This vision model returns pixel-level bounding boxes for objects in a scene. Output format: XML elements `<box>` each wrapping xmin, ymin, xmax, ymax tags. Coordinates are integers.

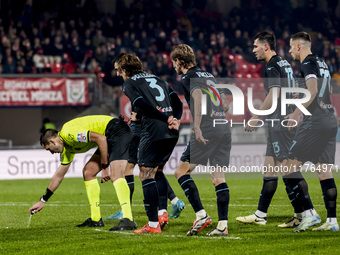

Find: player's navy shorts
<box><xmin>265</xmin><ymin>130</ymin><xmax>295</xmax><ymax>162</ymax></box>
<box><xmin>95</xmin><ymin>118</ymin><xmax>132</xmax><ymax>161</ymax></box>
<box><xmin>128</xmin><ymin>135</ymin><xmax>140</xmax><ymax>164</ymax></box>
<box><xmin>138</xmin><ymin>137</ymin><xmax>178</xmax><ymax>167</ymax></box>
<box><xmin>181</xmin><ymin>133</ymin><xmax>231</xmax><ymax>167</ymax></box>
<box><xmin>288</xmin><ymin>127</ymin><xmax>337</xmax><ymax>164</ymax></box>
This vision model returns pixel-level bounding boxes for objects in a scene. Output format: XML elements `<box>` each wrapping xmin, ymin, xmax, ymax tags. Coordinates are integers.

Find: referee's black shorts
<box><xmin>94</xmin><ymin>118</ymin><xmax>132</xmax><ymax>162</ymax></box>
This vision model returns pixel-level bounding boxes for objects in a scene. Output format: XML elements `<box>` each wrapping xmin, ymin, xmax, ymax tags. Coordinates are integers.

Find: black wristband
<box><xmin>41</xmin><ymin>188</ymin><xmax>53</xmax><ymax>202</ymax></box>
<box><xmin>101</xmin><ymin>163</ymin><xmax>110</xmax><ymax>169</ymax></box>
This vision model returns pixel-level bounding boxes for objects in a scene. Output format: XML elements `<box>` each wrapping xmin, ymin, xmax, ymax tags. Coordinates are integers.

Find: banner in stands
<box><xmin>0</xmin><ymin>77</ymin><xmax>89</xmax><ymax>106</ymax></box>
<box><xmin>1</xmin><ymin>144</ymin><xmax>339</xmax><ymax>180</ymax></box>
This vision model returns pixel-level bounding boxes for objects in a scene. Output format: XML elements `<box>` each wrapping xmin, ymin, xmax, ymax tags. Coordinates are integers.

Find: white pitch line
<box><xmin>94</xmin><ymin>228</ymin><xmax>242</xmax><ymax>239</ymax></box>
<box><xmin>1</xmin><ymin>202</ymin><xmax>337</xmax><ymax>208</ymax></box>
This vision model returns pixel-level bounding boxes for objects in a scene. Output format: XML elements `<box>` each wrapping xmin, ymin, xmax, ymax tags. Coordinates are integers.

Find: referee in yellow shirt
<box><xmin>29</xmin><ymin>115</ymin><xmax>137</xmax><ymax>231</ymax></box>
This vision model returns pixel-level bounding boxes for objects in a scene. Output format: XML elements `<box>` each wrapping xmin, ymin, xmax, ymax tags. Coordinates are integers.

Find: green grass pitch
<box><xmin>1</xmin><ymin>173</ymin><xmax>339</xmax><ymax>254</ymax></box>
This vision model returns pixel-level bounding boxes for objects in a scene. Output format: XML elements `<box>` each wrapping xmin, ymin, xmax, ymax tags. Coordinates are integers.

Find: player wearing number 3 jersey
<box><xmin>115</xmin><ymin>53</ymin><xmax>183</xmax><ymax>233</ymax></box>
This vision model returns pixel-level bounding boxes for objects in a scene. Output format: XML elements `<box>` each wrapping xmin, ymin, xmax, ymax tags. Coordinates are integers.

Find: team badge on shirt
<box><xmin>77</xmin><ymin>133</ymin><xmax>87</xmax><ymax>142</ymax></box>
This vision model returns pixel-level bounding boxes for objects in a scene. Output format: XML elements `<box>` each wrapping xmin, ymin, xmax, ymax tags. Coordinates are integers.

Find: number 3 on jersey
<box><xmin>146</xmin><ymin>78</ymin><xmax>165</xmax><ymax>102</ymax></box>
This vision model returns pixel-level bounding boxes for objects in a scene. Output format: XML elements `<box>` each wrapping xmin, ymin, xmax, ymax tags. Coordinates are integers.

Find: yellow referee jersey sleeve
<box><xmin>59</xmin><ymin>115</ymin><xmax>114</xmax><ymax>165</ymax></box>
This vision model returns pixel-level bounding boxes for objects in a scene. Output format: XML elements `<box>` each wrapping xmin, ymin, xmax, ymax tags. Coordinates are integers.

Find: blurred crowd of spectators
<box><xmin>1</xmin><ymin>0</ymin><xmax>340</xmax><ymax>94</ymax></box>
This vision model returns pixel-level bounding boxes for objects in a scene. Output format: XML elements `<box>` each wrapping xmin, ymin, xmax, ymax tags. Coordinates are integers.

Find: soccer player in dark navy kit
<box><xmin>115</xmin><ymin>54</ymin><xmax>183</xmax><ymax>233</ymax></box>
<box><xmin>284</xmin><ymin>31</ymin><xmax>338</xmax><ymax>232</ymax></box>
<box><xmin>171</xmin><ymin>44</ymin><xmax>231</xmax><ymax>236</ymax></box>
<box><xmin>236</xmin><ymin>31</ymin><xmax>304</xmax><ymax>227</ymax></box>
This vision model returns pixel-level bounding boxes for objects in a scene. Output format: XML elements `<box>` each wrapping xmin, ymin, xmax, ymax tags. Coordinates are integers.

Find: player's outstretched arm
<box><xmin>29</xmin><ymin>164</ymin><xmax>70</xmax><ymax>214</ymax></box>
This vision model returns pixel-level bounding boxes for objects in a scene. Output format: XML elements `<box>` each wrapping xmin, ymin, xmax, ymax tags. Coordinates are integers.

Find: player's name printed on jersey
<box><xmin>317</xmin><ymin>60</ymin><xmax>328</xmax><ymax>69</ymax></box>
<box><xmin>195</xmin><ymin>71</ymin><xmax>214</xmax><ymax>78</ymax></box>
<box><xmin>130</xmin><ymin>73</ymin><xmax>157</xmax><ymax>80</ymax></box>
<box><xmin>276</xmin><ymin>59</ymin><xmax>290</xmax><ymax>67</ymax></box>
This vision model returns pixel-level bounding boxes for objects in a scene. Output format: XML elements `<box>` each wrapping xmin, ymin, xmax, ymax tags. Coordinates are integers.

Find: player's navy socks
<box><xmin>283</xmin><ymin>177</ymin><xmax>304</xmax><ymax>213</ymax></box>
<box><xmin>257</xmin><ymin>177</ymin><xmax>278</xmax><ymax>213</ymax></box>
<box><xmin>142</xmin><ymin>178</ymin><xmax>159</xmax><ymax>222</ymax></box>
<box><xmin>125</xmin><ymin>175</ymin><xmax>134</xmax><ymax>204</ymax></box>
<box><xmin>178</xmin><ymin>175</ymin><xmax>204</xmax><ymax>213</ymax></box>
<box><xmin>284</xmin><ymin>172</ymin><xmax>314</xmax><ymax>211</ymax></box>
<box><xmin>215</xmin><ymin>182</ymin><xmax>229</xmax><ymax>221</ymax></box>
<box><xmin>320</xmin><ymin>178</ymin><xmax>337</xmax><ymax>218</ymax></box>
<box><xmin>155</xmin><ymin>171</ymin><xmax>168</xmax><ymax>211</ymax></box>
<box><xmin>166</xmin><ymin>177</ymin><xmax>176</xmax><ymax>201</ymax></box>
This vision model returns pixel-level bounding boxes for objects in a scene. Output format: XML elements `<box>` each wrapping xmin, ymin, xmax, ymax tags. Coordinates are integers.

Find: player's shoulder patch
<box><xmin>77</xmin><ymin>132</ymin><xmax>87</xmax><ymax>142</ymax></box>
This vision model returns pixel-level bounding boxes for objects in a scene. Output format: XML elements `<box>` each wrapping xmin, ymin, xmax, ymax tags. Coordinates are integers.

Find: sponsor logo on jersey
<box><xmin>199</xmin><ymin>83</ymin><xmax>223</xmax><ymax>107</ymax></box>
<box><xmin>319</xmin><ymin>101</ymin><xmax>333</xmax><ymax>109</ymax></box>
<box><xmin>210</xmin><ymin>109</ymin><xmax>225</xmax><ymax>117</ymax></box>
<box><xmin>77</xmin><ymin>132</ymin><xmax>87</xmax><ymax>142</ymax></box>
<box><xmin>156</xmin><ymin>106</ymin><xmax>173</xmax><ymax>113</ymax></box>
